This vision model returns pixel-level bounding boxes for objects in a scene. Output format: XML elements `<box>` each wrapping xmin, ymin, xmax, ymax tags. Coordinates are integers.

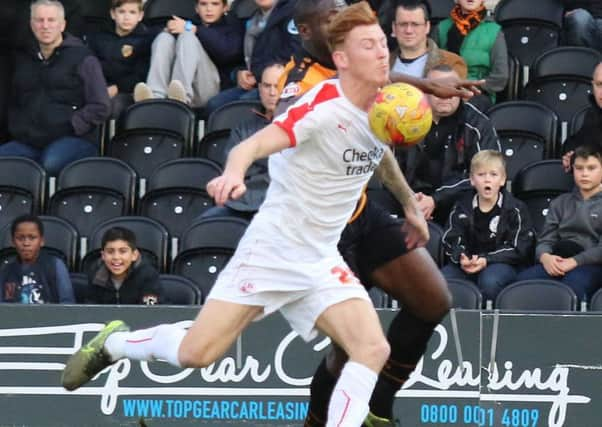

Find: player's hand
<box><xmin>206</xmin><ymin>173</ymin><xmax>246</xmax><ymax>206</ymax></box>
<box><xmin>166</xmin><ymin>16</ymin><xmax>186</xmax><ymax>34</ymax></box>
<box><xmin>402</xmin><ymin>203</ymin><xmax>429</xmax><ymax>249</ymax></box>
<box><xmin>415</xmin><ymin>192</ymin><xmax>435</xmax><ymax>220</ymax></box>
<box><xmin>237</xmin><ymin>70</ymin><xmax>256</xmax><ymax>90</ymax></box>
<box><xmin>540</xmin><ymin>253</ymin><xmax>565</xmax><ymax>276</ymax></box>
<box><xmin>424</xmin><ymin>76</ymin><xmax>484</xmax><ymax>100</ymax></box>
<box><xmin>562</xmin><ymin>151</ymin><xmax>574</xmax><ymax>172</ymax></box>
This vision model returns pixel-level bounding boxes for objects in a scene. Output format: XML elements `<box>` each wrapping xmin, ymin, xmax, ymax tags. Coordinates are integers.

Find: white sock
<box><xmin>104</xmin><ymin>324</ymin><xmax>186</xmax><ymax>367</ymax></box>
<box><xmin>326</xmin><ymin>361</ymin><xmax>378</xmax><ymax>427</ymax></box>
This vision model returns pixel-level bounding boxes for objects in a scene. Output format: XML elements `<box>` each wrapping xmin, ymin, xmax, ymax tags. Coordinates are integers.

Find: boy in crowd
<box><xmin>86</xmin><ymin>0</ymin><xmax>156</xmax><ymax>118</ymax></box>
<box><xmin>0</xmin><ymin>215</ymin><xmax>74</xmax><ymax>304</ymax></box>
<box><xmin>133</xmin><ymin>0</ymin><xmax>244</xmax><ymax>108</ymax></box>
<box><xmin>86</xmin><ymin>227</ymin><xmax>161</xmax><ymax>305</ymax></box>
<box><xmin>517</xmin><ymin>145</ymin><xmax>602</xmax><ymax>303</ymax></box>
<box><xmin>441</xmin><ymin>150</ymin><xmax>535</xmax><ymax>305</ymax></box>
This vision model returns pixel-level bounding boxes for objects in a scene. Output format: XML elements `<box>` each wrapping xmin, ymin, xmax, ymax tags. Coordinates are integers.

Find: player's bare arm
<box><xmin>375</xmin><ymin>149</ymin><xmax>429</xmax><ymax>248</ymax></box>
<box><xmin>390</xmin><ymin>72</ymin><xmax>484</xmax><ymax>100</ymax></box>
<box><xmin>207</xmin><ymin>124</ymin><xmax>290</xmax><ymax>206</ymax></box>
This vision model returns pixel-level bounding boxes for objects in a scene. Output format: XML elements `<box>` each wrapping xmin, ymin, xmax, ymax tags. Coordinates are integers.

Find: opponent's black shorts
<box><xmin>338</xmin><ymin>199</ymin><xmax>410</xmax><ymax>289</ymax></box>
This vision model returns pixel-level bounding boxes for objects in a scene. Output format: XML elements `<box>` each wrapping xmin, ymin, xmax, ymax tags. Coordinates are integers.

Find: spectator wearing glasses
<box><xmin>390</xmin><ymin>0</ymin><xmax>467</xmax><ymax>79</ymax></box>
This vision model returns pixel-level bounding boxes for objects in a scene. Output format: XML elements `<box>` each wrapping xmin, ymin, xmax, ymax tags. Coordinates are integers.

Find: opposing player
<box><xmin>279</xmin><ymin>1</ymin><xmax>465</xmax><ymax>426</ymax></box>
<box><xmin>62</xmin><ymin>3</ymin><xmax>406</xmax><ymax>425</ymax></box>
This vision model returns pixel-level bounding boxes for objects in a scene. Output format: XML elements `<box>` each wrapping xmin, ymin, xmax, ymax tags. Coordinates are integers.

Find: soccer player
<box><xmin>278</xmin><ymin>0</ymin><xmax>484</xmax><ymax>425</ymax></box>
<box><xmin>61</xmin><ymin>3</ymin><xmax>407</xmax><ymax>425</ymax></box>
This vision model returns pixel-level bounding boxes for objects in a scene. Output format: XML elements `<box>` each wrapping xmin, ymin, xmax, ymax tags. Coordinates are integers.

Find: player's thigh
<box><xmin>371</xmin><ymin>247</ymin><xmax>450</xmax><ymax>321</ymax></box>
<box><xmin>314</xmin><ymin>298</ymin><xmax>389</xmax><ymax>371</ymax></box>
<box><xmin>179</xmin><ymin>299</ymin><xmax>263</xmax><ymax>367</ymax></box>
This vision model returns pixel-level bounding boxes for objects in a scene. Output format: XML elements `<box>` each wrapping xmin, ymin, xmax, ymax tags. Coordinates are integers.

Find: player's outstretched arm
<box><xmin>207</xmin><ymin>124</ymin><xmax>290</xmax><ymax>206</ymax></box>
<box><xmin>390</xmin><ymin>72</ymin><xmax>484</xmax><ymax>100</ymax></box>
<box><xmin>375</xmin><ymin>149</ymin><xmax>429</xmax><ymax>248</ymax></box>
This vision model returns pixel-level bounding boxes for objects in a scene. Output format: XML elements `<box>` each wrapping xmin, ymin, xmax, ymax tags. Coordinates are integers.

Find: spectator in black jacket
<box><xmin>404</xmin><ymin>65</ymin><xmax>501</xmax><ymax>224</ymax></box>
<box><xmin>199</xmin><ymin>62</ymin><xmax>285</xmax><ymax>220</ymax></box>
<box><xmin>563</xmin><ymin>0</ymin><xmax>602</xmax><ymax>52</ymax></box>
<box><xmin>87</xmin><ymin>227</ymin><xmax>161</xmax><ymax>305</ymax></box>
<box><xmin>86</xmin><ymin>0</ymin><xmax>156</xmax><ymax>118</ymax></box>
<box><xmin>133</xmin><ymin>0</ymin><xmax>244</xmax><ymax>108</ymax></box>
<box><xmin>562</xmin><ymin>62</ymin><xmax>602</xmax><ymax>171</ymax></box>
<box><xmin>441</xmin><ymin>150</ymin><xmax>535</xmax><ymax>305</ymax></box>
<box><xmin>0</xmin><ymin>0</ymin><xmax>110</xmax><ymax>177</ymax></box>
<box><xmin>203</xmin><ymin>0</ymin><xmax>301</xmax><ymax>117</ymax></box>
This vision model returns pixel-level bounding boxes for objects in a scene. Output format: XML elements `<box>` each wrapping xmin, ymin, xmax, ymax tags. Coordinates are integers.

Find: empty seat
<box><xmin>446</xmin><ymin>278</ymin><xmax>483</xmax><ymax>309</ymax></box>
<box><xmin>69</xmin><ymin>272</ymin><xmax>89</xmax><ymax>304</ymax></box>
<box><xmin>589</xmin><ymin>288</ymin><xmax>602</xmax><ymax>311</ymax></box>
<box><xmin>139</xmin><ymin>158</ymin><xmax>222</xmax><ymax>238</ymax></box>
<box><xmin>495</xmin><ymin>279</ymin><xmax>578</xmax><ymax>311</ymax></box>
<box><xmin>196</xmin><ymin>129</ymin><xmax>232</xmax><ymax>167</ymax></box>
<box><xmin>159</xmin><ymin>274</ymin><xmax>202</xmax><ymax>305</ymax></box>
<box><xmin>206</xmin><ymin>100</ymin><xmax>263</xmax><ymax>134</ymax></box>
<box><xmin>48</xmin><ymin>157</ymin><xmax>137</xmax><ymax>239</ymax></box>
<box><xmin>427</xmin><ymin>0</ymin><xmax>455</xmax><ymax>25</ymax></box>
<box><xmin>487</xmin><ymin>101</ymin><xmax>558</xmax><ymax>180</ymax></box>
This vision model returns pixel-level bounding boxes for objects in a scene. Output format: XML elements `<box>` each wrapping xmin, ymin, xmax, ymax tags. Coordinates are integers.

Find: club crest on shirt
<box><xmin>489</xmin><ymin>215</ymin><xmax>500</xmax><ymax>234</ymax></box>
<box><xmin>143</xmin><ymin>294</ymin><xmax>158</xmax><ymax>305</ymax></box>
<box><xmin>121</xmin><ymin>44</ymin><xmax>134</xmax><ymax>58</ymax></box>
<box><xmin>280</xmin><ymin>82</ymin><xmax>300</xmax><ymax>99</ymax></box>
<box><xmin>287</xmin><ymin>19</ymin><xmax>298</xmax><ymax>35</ymax></box>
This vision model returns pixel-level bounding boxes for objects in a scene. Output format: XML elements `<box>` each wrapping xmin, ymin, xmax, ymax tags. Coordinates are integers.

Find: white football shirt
<box><xmin>240</xmin><ymin>79</ymin><xmax>387</xmax><ymax>261</ymax></box>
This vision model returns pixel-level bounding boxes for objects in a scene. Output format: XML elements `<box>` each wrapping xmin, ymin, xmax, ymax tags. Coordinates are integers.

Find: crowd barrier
<box><xmin>0</xmin><ymin>305</ymin><xmax>599</xmax><ymax>426</ymax></box>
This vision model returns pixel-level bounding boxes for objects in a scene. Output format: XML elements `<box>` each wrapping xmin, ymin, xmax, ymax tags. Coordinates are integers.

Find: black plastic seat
<box><xmin>159</xmin><ymin>274</ymin><xmax>202</xmax><ymax>305</ymax></box>
<box><xmin>143</xmin><ymin>0</ymin><xmax>196</xmax><ymax>27</ymax></box>
<box><xmin>446</xmin><ymin>278</ymin><xmax>483</xmax><ymax>309</ymax></box>
<box><xmin>495</xmin><ymin>279</ymin><xmax>578</xmax><ymax>311</ymax></box>
<box><xmin>206</xmin><ymin>100</ymin><xmax>262</xmax><ymax>133</ymax></box>
<box><xmin>196</xmin><ymin>129</ymin><xmax>232</xmax><ymax>167</ymax></box>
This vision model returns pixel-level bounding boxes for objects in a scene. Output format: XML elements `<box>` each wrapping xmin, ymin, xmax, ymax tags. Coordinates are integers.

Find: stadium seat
<box><xmin>589</xmin><ymin>288</ymin><xmax>602</xmax><ymax>311</ymax></box>
<box><xmin>512</xmin><ymin>160</ymin><xmax>574</xmax><ymax>232</ymax></box>
<box><xmin>426</xmin><ymin>221</ymin><xmax>445</xmax><ymax>267</ymax></box>
<box><xmin>568</xmin><ymin>104</ymin><xmax>589</xmax><ymax>137</ymax></box>
<box><xmin>486</xmin><ymin>101</ymin><xmax>558</xmax><ymax>181</ymax></box>
<box><xmin>82</xmin><ymin>216</ymin><xmax>169</xmax><ymax>273</ymax></box>
<box><xmin>159</xmin><ymin>274</ymin><xmax>202</xmax><ymax>305</ymax></box>
<box><xmin>172</xmin><ymin>216</ymin><xmax>249</xmax><ymax>301</ymax></box>
<box><xmin>206</xmin><ymin>100</ymin><xmax>263</xmax><ymax>134</ymax></box>
<box><xmin>446</xmin><ymin>278</ymin><xmax>483</xmax><ymax>309</ymax></box>
<box><xmin>495</xmin><ymin>279</ymin><xmax>578</xmax><ymax>311</ymax></box>
<box><xmin>139</xmin><ymin>158</ymin><xmax>222</xmax><ymax>239</ymax></box>
<box><xmin>196</xmin><ymin>129</ymin><xmax>232</xmax><ymax>167</ymax></box>
<box><xmin>494</xmin><ymin>0</ymin><xmax>564</xmax><ymax>84</ymax></box>
<box><xmin>427</xmin><ymin>0</ymin><xmax>455</xmax><ymax>26</ymax></box>
<box><xmin>143</xmin><ymin>0</ymin><xmax>196</xmax><ymax>28</ymax></box>
<box><xmin>496</xmin><ymin>54</ymin><xmax>521</xmax><ymax>102</ymax></box>
<box><xmin>80</xmin><ymin>0</ymin><xmax>112</xmax><ymax>36</ymax></box>
<box><xmin>48</xmin><ymin>157</ymin><xmax>137</xmax><ymax>239</ymax></box>
<box><xmin>230</xmin><ymin>0</ymin><xmax>258</xmax><ymax>19</ymax></box>
<box><xmin>0</xmin><ymin>157</ymin><xmax>46</xmax><ymax>222</ymax></box>
<box><xmin>69</xmin><ymin>272</ymin><xmax>89</xmax><ymax>304</ymax></box>
<box><xmin>0</xmin><ymin>215</ymin><xmax>79</xmax><ymax>270</ymax></box>
<box><xmin>523</xmin><ymin>47</ymin><xmax>601</xmax><ymax>143</ymax></box>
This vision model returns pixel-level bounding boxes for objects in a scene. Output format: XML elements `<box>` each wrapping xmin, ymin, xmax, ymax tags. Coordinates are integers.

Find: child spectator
<box><xmin>0</xmin><ymin>215</ymin><xmax>74</xmax><ymax>304</ymax></box>
<box><xmin>432</xmin><ymin>0</ymin><xmax>508</xmax><ymax>110</ymax></box>
<box><xmin>441</xmin><ymin>150</ymin><xmax>535</xmax><ymax>304</ymax></box>
<box><xmin>86</xmin><ymin>0</ymin><xmax>156</xmax><ymax>119</ymax></box>
<box><xmin>86</xmin><ymin>227</ymin><xmax>161</xmax><ymax>305</ymax></box>
<box><xmin>133</xmin><ymin>0</ymin><xmax>244</xmax><ymax>108</ymax></box>
<box><xmin>203</xmin><ymin>0</ymin><xmax>300</xmax><ymax>116</ymax></box>
<box><xmin>516</xmin><ymin>145</ymin><xmax>602</xmax><ymax>303</ymax></box>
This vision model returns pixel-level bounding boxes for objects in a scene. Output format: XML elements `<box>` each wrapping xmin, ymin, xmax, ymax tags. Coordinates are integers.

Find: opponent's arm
<box><xmin>390</xmin><ymin>72</ymin><xmax>484</xmax><ymax>100</ymax></box>
<box><xmin>208</xmin><ymin>124</ymin><xmax>290</xmax><ymax>205</ymax></box>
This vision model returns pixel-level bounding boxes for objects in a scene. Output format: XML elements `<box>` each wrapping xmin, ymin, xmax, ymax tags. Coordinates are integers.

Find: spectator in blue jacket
<box><xmin>133</xmin><ymin>0</ymin><xmax>244</xmax><ymax>108</ymax></box>
<box><xmin>86</xmin><ymin>0</ymin><xmax>157</xmax><ymax>118</ymax></box>
<box><xmin>0</xmin><ymin>215</ymin><xmax>74</xmax><ymax>304</ymax></box>
<box><xmin>0</xmin><ymin>0</ymin><xmax>109</xmax><ymax>176</ymax></box>
<box><xmin>203</xmin><ymin>0</ymin><xmax>301</xmax><ymax>117</ymax></box>
<box><xmin>563</xmin><ymin>0</ymin><xmax>602</xmax><ymax>52</ymax></box>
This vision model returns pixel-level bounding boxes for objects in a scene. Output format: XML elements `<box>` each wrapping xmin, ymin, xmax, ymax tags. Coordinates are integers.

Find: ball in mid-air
<box><xmin>369</xmin><ymin>82</ymin><xmax>432</xmax><ymax>146</ymax></box>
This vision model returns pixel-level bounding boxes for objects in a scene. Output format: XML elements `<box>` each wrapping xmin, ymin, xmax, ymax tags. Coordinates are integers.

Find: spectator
<box><xmin>0</xmin><ymin>215</ymin><xmax>74</xmax><ymax>304</ymax></box>
<box><xmin>432</xmin><ymin>0</ymin><xmax>508</xmax><ymax>110</ymax></box>
<box><xmin>204</xmin><ymin>0</ymin><xmax>301</xmax><ymax>116</ymax></box>
<box><xmin>562</xmin><ymin>61</ymin><xmax>602</xmax><ymax>171</ymax></box>
<box><xmin>133</xmin><ymin>0</ymin><xmax>244</xmax><ymax>108</ymax></box>
<box><xmin>390</xmin><ymin>0</ymin><xmax>467</xmax><ymax>79</ymax></box>
<box><xmin>405</xmin><ymin>65</ymin><xmax>501</xmax><ymax>224</ymax></box>
<box><xmin>516</xmin><ymin>145</ymin><xmax>602</xmax><ymax>304</ymax></box>
<box><xmin>441</xmin><ymin>150</ymin><xmax>535</xmax><ymax>304</ymax></box>
<box><xmin>1</xmin><ymin>0</ymin><xmax>110</xmax><ymax>177</ymax></box>
<box><xmin>86</xmin><ymin>0</ymin><xmax>156</xmax><ymax>119</ymax></box>
<box><xmin>563</xmin><ymin>0</ymin><xmax>602</xmax><ymax>52</ymax></box>
<box><xmin>86</xmin><ymin>227</ymin><xmax>161</xmax><ymax>305</ymax></box>
<box><xmin>200</xmin><ymin>62</ymin><xmax>285</xmax><ymax>220</ymax></box>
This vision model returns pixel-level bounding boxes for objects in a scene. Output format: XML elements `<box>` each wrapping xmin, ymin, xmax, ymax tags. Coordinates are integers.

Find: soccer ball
<box><xmin>368</xmin><ymin>82</ymin><xmax>432</xmax><ymax>146</ymax></box>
